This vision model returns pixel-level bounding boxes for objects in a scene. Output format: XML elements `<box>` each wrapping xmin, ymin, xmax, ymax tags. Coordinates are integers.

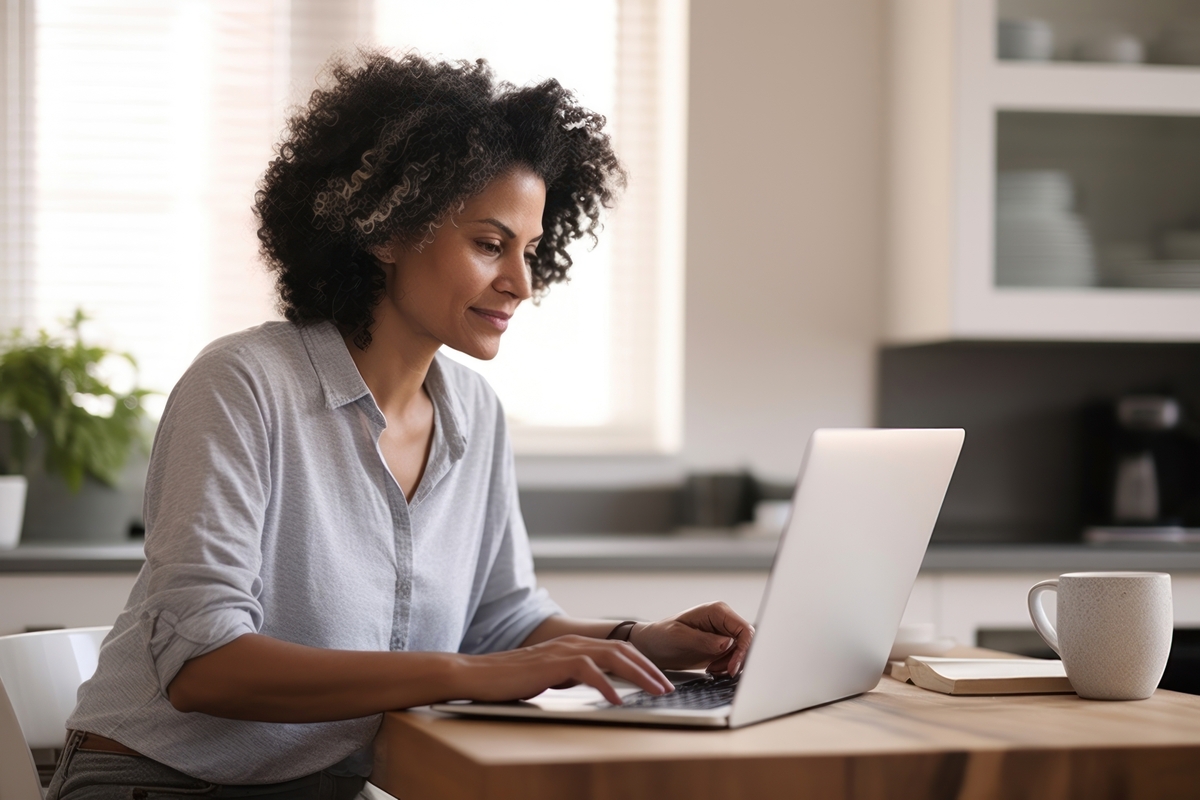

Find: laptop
<box><xmin>433</xmin><ymin>427</ymin><xmax>965</xmax><ymax>728</ymax></box>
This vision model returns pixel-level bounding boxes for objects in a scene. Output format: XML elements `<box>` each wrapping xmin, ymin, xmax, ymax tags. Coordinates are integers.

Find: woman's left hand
<box><xmin>628</xmin><ymin>602</ymin><xmax>754</xmax><ymax>676</ymax></box>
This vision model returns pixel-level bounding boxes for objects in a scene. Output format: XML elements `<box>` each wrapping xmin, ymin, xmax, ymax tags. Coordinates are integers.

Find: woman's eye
<box><xmin>478</xmin><ymin>241</ymin><xmax>502</xmax><ymax>255</ymax></box>
<box><xmin>524</xmin><ymin>251</ymin><xmax>536</xmax><ymax>265</ymax></box>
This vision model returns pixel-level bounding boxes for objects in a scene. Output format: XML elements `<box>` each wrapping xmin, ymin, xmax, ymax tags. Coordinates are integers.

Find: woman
<box><xmin>48</xmin><ymin>52</ymin><xmax>753</xmax><ymax>799</ymax></box>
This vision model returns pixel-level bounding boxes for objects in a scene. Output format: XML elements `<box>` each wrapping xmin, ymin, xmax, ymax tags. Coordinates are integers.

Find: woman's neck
<box><xmin>343</xmin><ymin>309</ymin><xmax>439</xmax><ymax>419</ymax></box>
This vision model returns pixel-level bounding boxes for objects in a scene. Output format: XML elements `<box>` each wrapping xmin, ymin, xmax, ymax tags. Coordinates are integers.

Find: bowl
<box><xmin>998</xmin><ymin>18</ymin><xmax>1054</xmax><ymax>61</ymax></box>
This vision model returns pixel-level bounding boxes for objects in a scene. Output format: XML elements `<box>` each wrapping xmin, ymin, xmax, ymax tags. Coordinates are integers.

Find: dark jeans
<box><xmin>46</xmin><ymin>731</ymin><xmax>366</xmax><ymax>800</ymax></box>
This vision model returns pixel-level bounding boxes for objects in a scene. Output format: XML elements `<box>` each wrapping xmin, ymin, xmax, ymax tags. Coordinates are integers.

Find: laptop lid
<box><xmin>727</xmin><ymin>428</ymin><xmax>963</xmax><ymax>728</ymax></box>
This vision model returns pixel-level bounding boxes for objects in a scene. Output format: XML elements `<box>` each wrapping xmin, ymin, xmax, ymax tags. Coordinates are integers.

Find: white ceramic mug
<box><xmin>1028</xmin><ymin>572</ymin><xmax>1172</xmax><ymax>700</ymax></box>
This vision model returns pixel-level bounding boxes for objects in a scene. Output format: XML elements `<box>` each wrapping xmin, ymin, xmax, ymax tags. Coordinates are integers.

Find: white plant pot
<box><xmin>0</xmin><ymin>475</ymin><xmax>28</xmax><ymax>550</ymax></box>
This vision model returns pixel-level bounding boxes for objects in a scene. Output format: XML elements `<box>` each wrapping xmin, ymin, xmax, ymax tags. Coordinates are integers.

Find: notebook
<box><xmin>903</xmin><ymin>656</ymin><xmax>1074</xmax><ymax>695</ymax></box>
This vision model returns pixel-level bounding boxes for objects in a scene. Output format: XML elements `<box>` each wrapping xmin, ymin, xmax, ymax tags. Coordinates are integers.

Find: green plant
<box><xmin>0</xmin><ymin>310</ymin><xmax>152</xmax><ymax>491</ymax></box>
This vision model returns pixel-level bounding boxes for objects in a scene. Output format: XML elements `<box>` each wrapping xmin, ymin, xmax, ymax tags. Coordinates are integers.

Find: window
<box><xmin>0</xmin><ymin>0</ymin><xmax>685</xmax><ymax>452</ymax></box>
<box><xmin>2</xmin><ymin>0</ymin><xmax>289</xmax><ymax>406</ymax></box>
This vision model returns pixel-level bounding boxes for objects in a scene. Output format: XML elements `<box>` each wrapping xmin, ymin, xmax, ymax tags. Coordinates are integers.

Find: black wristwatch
<box><xmin>606</xmin><ymin>620</ymin><xmax>638</xmax><ymax>642</ymax></box>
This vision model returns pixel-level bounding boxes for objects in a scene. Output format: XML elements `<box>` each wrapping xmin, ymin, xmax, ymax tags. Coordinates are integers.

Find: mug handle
<box><xmin>1027</xmin><ymin>579</ymin><xmax>1061</xmax><ymax>656</ymax></box>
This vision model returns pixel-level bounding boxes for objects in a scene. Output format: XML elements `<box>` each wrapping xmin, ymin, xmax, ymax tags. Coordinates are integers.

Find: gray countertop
<box><xmin>529</xmin><ymin>536</ymin><xmax>1200</xmax><ymax>572</ymax></box>
<box><xmin>0</xmin><ymin>543</ymin><xmax>148</xmax><ymax>573</ymax></box>
<box><xmin>4</xmin><ymin>536</ymin><xmax>1200</xmax><ymax>573</ymax></box>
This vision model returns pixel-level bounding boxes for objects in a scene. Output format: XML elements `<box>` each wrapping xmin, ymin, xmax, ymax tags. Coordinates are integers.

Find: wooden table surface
<box><xmin>370</xmin><ymin>650</ymin><xmax>1200</xmax><ymax>800</ymax></box>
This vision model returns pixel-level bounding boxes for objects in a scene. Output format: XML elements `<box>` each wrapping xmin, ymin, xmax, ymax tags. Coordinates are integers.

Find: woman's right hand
<box><xmin>452</xmin><ymin>635</ymin><xmax>674</xmax><ymax>706</ymax></box>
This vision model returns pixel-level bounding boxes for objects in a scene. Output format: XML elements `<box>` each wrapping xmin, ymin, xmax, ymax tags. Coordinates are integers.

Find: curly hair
<box><xmin>254</xmin><ymin>50</ymin><xmax>626</xmax><ymax>349</ymax></box>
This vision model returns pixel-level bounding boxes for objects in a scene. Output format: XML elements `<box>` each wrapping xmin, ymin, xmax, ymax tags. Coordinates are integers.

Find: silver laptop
<box><xmin>433</xmin><ymin>428</ymin><xmax>964</xmax><ymax>728</ymax></box>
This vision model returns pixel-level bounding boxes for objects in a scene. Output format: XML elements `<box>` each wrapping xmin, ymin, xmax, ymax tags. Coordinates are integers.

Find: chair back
<box><xmin>0</xmin><ymin>674</ymin><xmax>43</xmax><ymax>800</ymax></box>
<box><xmin>0</xmin><ymin>627</ymin><xmax>111</xmax><ymax>749</ymax></box>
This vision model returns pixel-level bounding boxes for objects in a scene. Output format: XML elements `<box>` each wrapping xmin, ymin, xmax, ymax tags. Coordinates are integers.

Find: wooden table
<box><xmin>370</xmin><ymin>652</ymin><xmax>1200</xmax><ymax>800</ymax></box>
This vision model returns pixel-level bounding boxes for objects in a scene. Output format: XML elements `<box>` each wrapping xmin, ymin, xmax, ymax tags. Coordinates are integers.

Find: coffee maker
<box><xmin>1081</xmin><ymin>395</ymin><xmax>1200</xmax><ymax>542</ymax></box>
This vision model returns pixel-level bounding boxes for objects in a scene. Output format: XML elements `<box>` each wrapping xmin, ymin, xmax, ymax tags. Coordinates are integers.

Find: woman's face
<box><xmin>375</xmin><ymin>167</ymin><xmax>545</xmax><ymax>360</ymax></box>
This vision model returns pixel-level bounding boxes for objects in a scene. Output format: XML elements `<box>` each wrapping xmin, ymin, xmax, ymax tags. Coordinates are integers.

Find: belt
<box><xmin>76</xmin><ymin>732</ymin><xmax>143</xmax><ymax>757</ymax></box>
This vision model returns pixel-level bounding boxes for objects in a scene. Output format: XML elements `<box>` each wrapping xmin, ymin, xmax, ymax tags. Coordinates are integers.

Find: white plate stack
<box><xmin>1116</xmin><ymin>262</ymin><xmax>1200</xmax><ymax>289</ymax></box>
<box><xmin>995</xmin><ymin>170</ymin><xmax>1097</xmax><ymax>288</ymax></box>
<box><xmin>1104</xmin><ymin>231</ymin><xmax>1200</xmax><ymax>289</ymax></box>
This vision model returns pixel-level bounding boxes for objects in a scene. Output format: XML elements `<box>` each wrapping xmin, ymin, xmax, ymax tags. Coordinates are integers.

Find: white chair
<box><xmin>0</xmin><ymin>627</ymin><xmax>110</xmax><ymax>800</ymax></box>
<box><xmin>0</xmin><ymin>627</ymin><xmax>397</xmax><ymax>800</ymax></box>
<box><xmin>1</xmin><ymin>672</ymin><xmax>43</xmax><ymax>800</ymax></box>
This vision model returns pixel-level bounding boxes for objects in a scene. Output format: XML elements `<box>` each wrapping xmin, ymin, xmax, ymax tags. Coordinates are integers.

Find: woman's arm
<box><xmin>169</xmin><ymin>601</ymin><xmax>755</xmax><ymax>723</ymax></box>
<box><xmin>522</xmin><ymin>602</ymin><xmax>756</xmax><ymax>676</ymax></box>
<box><xmin>167</xmin><ymin>631</ymin><xmax>673</xmax><ymax>722</ymax></box>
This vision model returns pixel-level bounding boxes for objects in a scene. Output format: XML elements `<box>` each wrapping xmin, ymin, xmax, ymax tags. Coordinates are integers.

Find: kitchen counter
<box><xmin>4</xmin><ymin>536</ymin><xmax>1200</xmax><ymax>573</ymax></box>
<box><xmin>0</xmin><ymin>543</ymin><xmax>147</xmax><ymax>573</ymax></box>
<box><xmin>532</xmin><ymin>536</ymin><xmax>1200</xmax><ymax>571</ymax></box>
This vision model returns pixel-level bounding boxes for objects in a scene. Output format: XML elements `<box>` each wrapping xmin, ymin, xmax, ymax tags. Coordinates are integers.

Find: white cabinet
<box><xmin>887</xmin><ymin>0</ymin><xmax>1200</xmax><ymax>343</ymax></box>
<box><xmin>0</xmin><ymin>574</ymin><xmax>137</xmax><ymax>636</ymax></box>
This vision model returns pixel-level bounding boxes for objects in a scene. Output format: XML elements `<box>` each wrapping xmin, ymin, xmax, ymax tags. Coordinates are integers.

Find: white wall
<box><xmin>683</xmin><ymin>0</ymin><xmax>885</xmax><ymax>480</ymax></box>
<box><xmin>517</xmin><ymin>0</ymin><xmax>886</xmax><ymax>485</ymax></box>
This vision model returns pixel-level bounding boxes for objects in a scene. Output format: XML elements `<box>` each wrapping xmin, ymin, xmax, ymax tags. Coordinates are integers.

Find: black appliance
<box><xmin>1081</xmin><ymin>395</ymin><xmax>1200</xmax><ymax>543</ymax></box>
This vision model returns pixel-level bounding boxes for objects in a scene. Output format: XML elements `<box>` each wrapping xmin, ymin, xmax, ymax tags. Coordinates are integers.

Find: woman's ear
<box><xmin>370</xmin><ymin>242</ymin><xmax>397</xmax><ymax>264</ymax></box>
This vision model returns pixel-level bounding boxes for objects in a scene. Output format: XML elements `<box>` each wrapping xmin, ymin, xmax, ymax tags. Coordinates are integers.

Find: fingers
<box><xmin>570</xmin><ymin>656</ymin><xmax>623</xmax><ymax>705</ymax></box>
<box><xmin>706</xmin><ymin>650</ymin><xmax>735</xmax><ymax>675</ymax></box>
<box><xmin>539</xmin><ymin>636</ymin><xmax>672</xmax><ymax>700</ymax></box>
<box><xmin>466</xmin><ymin>637</ymin><xmax>677</xmax><ymax>706</ymax></box>
<box><xmin>693</xmin><ymin>630</ymin><xmax>735</xmax><ymax>656</ymax></box>
<box><xmin>724</xmin><ymin>618</ymin><xmax>754</xmax><ymax>676</ymax></box>
<box><xmin>679</xmin><ymin>602</ymin><xmax>755</xmax><ymax>675</ymax></box>
<box><xmin>681</xmin><ymin>601</ymin><xmax>752</xmax><ymax>638</ymax></box>
<box><xmin>563</xmin><ymin>643</ymin><xmax>672</xmax><ymax>705</ymax></box>
<box><xmin>723</xmin><ymin>608</ymin><xmax>755</xmax><ymax>676</ymax></box>
<box><xmin>591</xmin><ymin>641</ymin><xmax>674</xmax><ymax>695</ymax></box>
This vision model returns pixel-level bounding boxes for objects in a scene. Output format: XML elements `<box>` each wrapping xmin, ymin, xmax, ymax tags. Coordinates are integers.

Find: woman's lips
<box><xmin>470</xmin><ymin>307</ymin><xmax>511</xmax><ymax>332</ymax></box>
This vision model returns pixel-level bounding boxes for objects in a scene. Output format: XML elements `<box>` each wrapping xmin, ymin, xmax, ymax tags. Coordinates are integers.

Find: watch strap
<box><xmin>605</xmin><ymin>620</ymin><xmax>638</xmax><ymax>642</ymax></box>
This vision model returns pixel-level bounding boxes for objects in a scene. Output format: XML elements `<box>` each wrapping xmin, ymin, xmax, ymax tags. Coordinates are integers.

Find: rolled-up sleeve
<box><xmin>138</xmin><ymin>349</ymin><xmax>271</xmax><ymax>694</ymax></box>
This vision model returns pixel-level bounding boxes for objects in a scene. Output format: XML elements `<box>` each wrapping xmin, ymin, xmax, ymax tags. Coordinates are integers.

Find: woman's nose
<box><xmin>497</xmin><ymin>252</ymin><xmax>533</xmax><ymax>300</ymax></box>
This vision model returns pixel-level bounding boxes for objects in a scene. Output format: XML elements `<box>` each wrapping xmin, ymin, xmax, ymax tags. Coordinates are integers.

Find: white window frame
<box><xmin>503</xmin><ymin>0</ymin><xmax>688</xmax><ymax>456</ymax></box>
<box><xmin>1</xmin><ymin>0</ymin><xmax>34</xmax><ymax>331</ymax></box>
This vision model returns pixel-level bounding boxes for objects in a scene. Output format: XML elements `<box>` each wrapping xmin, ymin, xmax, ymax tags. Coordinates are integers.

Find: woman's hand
<box><xmin>628</xmin><ymin>602</ymin><xmax>755</xmax><ymax>675</ymax></box>
<box><xmin>455</xmin><ymin>634</ymin><xmax>674</xmax><ymax>706</ymax></box>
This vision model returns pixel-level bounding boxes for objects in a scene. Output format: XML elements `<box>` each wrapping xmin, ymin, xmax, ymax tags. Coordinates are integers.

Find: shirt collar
<box><xmin>425</xmin><ymin>354</ymin><xmax>468</xmax><ymax>464</ymax></box>
<box><xmin>299</xmin><ymin>321</ymin><xmax>468</xmax><ymax>465</ymax></box>
<box><xmin>299</xmin><ymin>321</ymin><xmax>371</xmax><ymax>410</ymax></box>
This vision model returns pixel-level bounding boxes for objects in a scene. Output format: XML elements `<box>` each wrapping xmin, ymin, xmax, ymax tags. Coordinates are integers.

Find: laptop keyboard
<box><xmin>613</xmin><ymin>675</ymin><xmax>739</xmax><ymax>710</ymax></box>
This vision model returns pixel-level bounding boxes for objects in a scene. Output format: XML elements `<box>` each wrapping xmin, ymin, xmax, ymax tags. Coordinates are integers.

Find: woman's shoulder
<box><xmin>170</xmin><ymin>321</ymin><xmax>317</xmax><ymax>408</ymax></box>
<box><xmin>158</xmin><ymin>322</ymin><xmax>323</xmax><ymax>432</ymax></box>
<box><xmin>186</xmin><ymin>321</ymin><xmax>306</xmax><ymax>378</ymax></box>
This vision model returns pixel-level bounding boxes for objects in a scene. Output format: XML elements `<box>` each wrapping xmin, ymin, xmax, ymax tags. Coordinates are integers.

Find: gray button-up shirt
<box><xmin>67</xmin><ymin>321</ymin><xmax>561</xmax><ymax>784</ymax></box>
